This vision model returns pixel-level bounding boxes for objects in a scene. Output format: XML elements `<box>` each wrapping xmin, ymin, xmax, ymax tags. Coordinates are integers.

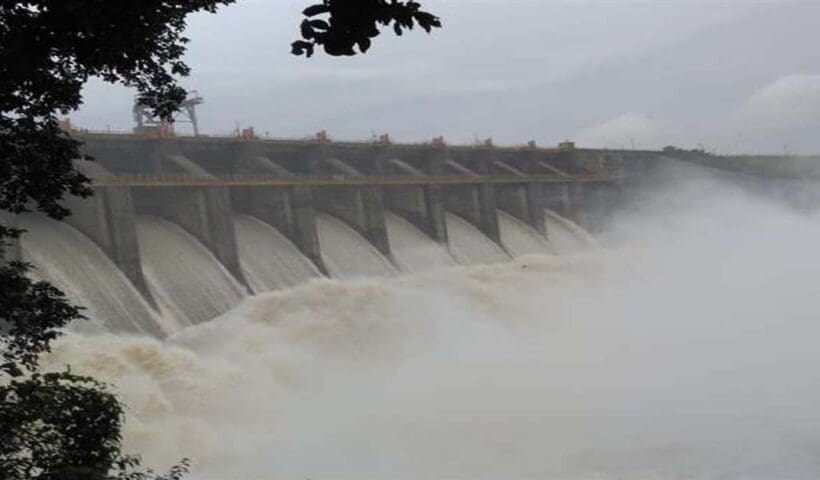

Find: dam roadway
<box><xmin>89</xmin><ymin>172</ymin><xmax>617</xmax><ymax>187</ymax></box>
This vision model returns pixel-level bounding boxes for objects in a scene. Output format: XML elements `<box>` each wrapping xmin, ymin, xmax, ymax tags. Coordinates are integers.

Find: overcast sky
<box><xmin>74</xmin><ymin>0</ymin><xmax>820</xmax><ymax>154</ymax></box>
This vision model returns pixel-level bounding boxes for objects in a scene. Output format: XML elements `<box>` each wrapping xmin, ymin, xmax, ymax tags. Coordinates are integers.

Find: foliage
<box><xmin>0</xmin><ymin>372</ymin><xmax>186</xmax><ymax>480</ymax></box>
<box><xmin>0</xmin><ymin>1</ymin><xmax>439</xmax><ymax>479</ymax></box>
<box><xmin>0</xmin><ymin>261</ymin><xmax>84</xmax><ymax>378</ymax></box>
<box><xmin>0</xmin><ymin>0</ymin><xmax>239</xmax><ymax>217</ymax></box>
<box><xmin>0</xmin><ymin>2</ymin><xmax>237</xmax><ymax>478</ymax></box>
<box><xmin>0</xmin><ymin>261</ymin><xmax>189</xmax><ymax>480</ymax></box>
<box><xmin>292</xmin><ymin>0</ymin><xmax>441</xmax><ymax>57</ymax></box>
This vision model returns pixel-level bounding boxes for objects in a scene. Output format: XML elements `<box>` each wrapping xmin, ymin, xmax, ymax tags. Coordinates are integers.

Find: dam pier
<box><xmin>15</xmin><ymin>131</ymin><xmax>804</xmax><ymax>335</ymax></box>
<box><xmin>66</xmin><ymin>134</ymin><xmax>624</xmax><ymax>279</ymax></box>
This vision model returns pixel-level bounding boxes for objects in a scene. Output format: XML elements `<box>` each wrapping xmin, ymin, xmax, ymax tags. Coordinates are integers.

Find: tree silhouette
<box><xmin>0</xmin><ymin>1</ymin><xmax>439</xmax><ymax>478</ymax></box>
<box><xmin>292</xmin><ymin>0</ymin><xmax>441</xmax><ymax>56</ymax></box>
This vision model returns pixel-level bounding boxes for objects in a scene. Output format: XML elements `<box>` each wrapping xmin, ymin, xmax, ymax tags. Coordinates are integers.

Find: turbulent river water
<box><xmin>21</xmin><ymin>174</ymin><xmax>820</xmax><ymax>479</ymax></box>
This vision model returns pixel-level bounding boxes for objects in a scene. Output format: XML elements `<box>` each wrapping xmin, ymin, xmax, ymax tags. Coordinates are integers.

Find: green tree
<box><xmin>0</xmin><ymin>1</ymin><xmax>439</xmax><ymax>478</ymax></box>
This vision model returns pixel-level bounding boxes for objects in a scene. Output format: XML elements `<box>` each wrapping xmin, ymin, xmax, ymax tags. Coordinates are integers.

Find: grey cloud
<box><xmin>742</xmin><ymin>75</ymin><xmax>820</xmax><ymax>133</ymax></box>
<box><xmin>575</xmin><ymin>113</ymin><xmax>664</xmax><ymax>150</ymax></box>
<box><xmin>73</xmin><ymin>0</ymin><xmax>820</xmax><ymax>152</ymax></box>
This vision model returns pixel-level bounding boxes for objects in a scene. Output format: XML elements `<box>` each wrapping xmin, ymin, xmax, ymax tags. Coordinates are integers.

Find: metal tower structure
<box><xmin>133</xmin><ymin>90</ymin><xmax>204</xmax><ymax>136</ymax></box>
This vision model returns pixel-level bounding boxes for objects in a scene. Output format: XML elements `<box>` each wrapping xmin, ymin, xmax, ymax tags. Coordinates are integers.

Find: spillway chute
<box><xmin>497</xmin><ymin>211</ymin><xmax>552</xmax><ymax>257</ymax></box>
<box><xmin>385</xmin><ymin>212</ymin><xmax>457</xmax><ymax>273</ymax></box>
<box><xmin>233</xmin><ymin>214</ymin><xmax>321</xmax><ymax>293</ymax></box>
<box><xmin>136</xmin><ymin>215</ymin><xmax>246</xmax><ymax>329</ymax></box>
<box><xmin>17</xmin><ymin>214</ymin><xmax>167</xmax><ymax>336</ymax></box>
<box><xmin>543</xmin><ymin>210</ymin><xmax>596</xmax><ymax>254</ymax></box>
<box><xmin>444</xmin><ymin>212</ymin><xmax>510</xmax><ymax>266</ymax></box>
<box><xmin>316</xmin><ymin>213</ymin><xmax>398</xmax><ymax>280</ymax></box>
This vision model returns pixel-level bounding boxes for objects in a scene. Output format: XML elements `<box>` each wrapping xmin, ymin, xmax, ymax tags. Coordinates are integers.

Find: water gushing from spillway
<box><xmin>385</xmin><ymin>211</ymin><xmax>456</xmax><ymax>273</ymax></box>
<box><xmin>36</xmin><ymin>171</ymin><xmax>820</xmax><ymax>478</ymax></box>
<box><xmin>444</xmin><ymin>212</ymin><xmax>510</xmax><ymax>265</ymax></box>
<box><xmin>498</xmin><ymin>210</ymin><xmax>552</xmax><ymax>257</ymax></box>
<box><xmin>234</xmin><ymin>214</ymin><xmax>320</xmax><ymax>293</ymax></box>
<box><xmin>316</xmin><ymin>213</ymin><xmax>397</xmax><ymax>279</ymax></box>
<box><xmin>544</xmin><ymin>209</ymin><xmax>596</xmax><ymax>254</ymax></box>
<box><xmin>17</xmin><ymin>214</ymin><xmax>166</xmax><ymax>336</ymax></box>
<box><xmin>136</xmin><ymin>215</ymin><xmax>246</xmax><ymax>329</ymax></box>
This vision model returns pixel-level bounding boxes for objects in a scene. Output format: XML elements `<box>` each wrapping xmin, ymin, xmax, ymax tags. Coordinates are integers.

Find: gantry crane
<box><xmin>133</xmin><ymin>90</ymin><xmax>204</xmax><ymax>136</ymax></box>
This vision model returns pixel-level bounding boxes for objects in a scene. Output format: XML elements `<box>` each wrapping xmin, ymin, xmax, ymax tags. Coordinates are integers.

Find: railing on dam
<box><xmin>90</xmin><ymin>173</ymin><xmax>620</xmax><ymax>188</ymax></box>
<box><xmin>73</xmin><ymin>130</ymin><xmax>565</xmax><ymax>153</ymax></box>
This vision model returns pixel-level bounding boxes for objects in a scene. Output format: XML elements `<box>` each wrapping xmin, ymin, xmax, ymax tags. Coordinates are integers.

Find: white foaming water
<box><xmin>385</xmin><ymin>211</ymin><xmax>456</xmax><ymax>273</ymax></box>
<box><xmin>39</xmin><ymin>174</ymin><xmax>820</xmax><ymax>479</ymax></box>
<box><xmin>498</xmin><ymin>210</ymin><xmax>552</xmax><ymax>257</ymax></box>
<box><xmin>316</xmin><ymin>213</ymin><xmax>398</xmax><ymax>279</ymax></box>
<box><xmin>545</xmin><ymin>209</ymin><xmax>597</xmax><ymax>254</ymax></box>
<box><xmin>445</xmin><ymin>212</ymin><xmax>510</xmax><ymax>265</ymax></box>
<box><xmin>136</xmin><ymin>215</ymin><xmax>246</xmax><ymax>329</ymax></box>
<box><xmin>17</xmin><ymin>214</ymin><xmax>165</xmax><ymax>336</ymax></box>
<box><xmin>234</xmin><ymin>214</ymin><xmax>321</xmax><ymax>293</ymax></box>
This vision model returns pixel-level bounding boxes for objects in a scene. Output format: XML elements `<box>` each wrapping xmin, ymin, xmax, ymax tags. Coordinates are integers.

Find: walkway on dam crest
<box><xmin>89</xmin><ymin>172</ymin><xmax>620</xmax><ymax>187</ymax></box>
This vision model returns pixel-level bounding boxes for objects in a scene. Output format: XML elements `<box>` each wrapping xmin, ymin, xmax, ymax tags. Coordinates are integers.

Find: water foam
<box><xmin>37</xmin><ymin>174</ymin><xmax>820</xmax><ymax>478</ymax></box>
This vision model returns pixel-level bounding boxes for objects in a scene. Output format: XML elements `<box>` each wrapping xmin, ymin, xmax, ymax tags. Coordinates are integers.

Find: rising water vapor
<box><xmin>22</xmin><ymin>164</ymin><xmax>820</xmax><ymax>479</ymax></box>
<box><xmin>34</xmin><ymin>167</ymin><xmax>820</xmax><ymax>479</ymax></box>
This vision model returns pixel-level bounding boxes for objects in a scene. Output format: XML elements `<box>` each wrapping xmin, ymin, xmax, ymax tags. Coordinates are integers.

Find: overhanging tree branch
<box><xmin>292</xmin><ymin>0</ymin><xmax>441</xmax><ymax>57</ymax></box>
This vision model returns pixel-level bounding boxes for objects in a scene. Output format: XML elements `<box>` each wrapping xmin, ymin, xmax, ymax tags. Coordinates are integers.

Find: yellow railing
<box><xmin>91</xmin><ymin>173</ymin><xmax>619</xmax><ymax>188</ymax></box>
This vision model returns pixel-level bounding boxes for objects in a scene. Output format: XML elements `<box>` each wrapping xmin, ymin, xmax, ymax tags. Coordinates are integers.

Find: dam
<box><xmin>14</xmin><ymin>132</ymin><xmax>820</xmax><ymax>479</ymax></box>
<box><xmin>11</xmin><ymin>132</ymin><xmax>817</xmax><ymax>335</ymax></box>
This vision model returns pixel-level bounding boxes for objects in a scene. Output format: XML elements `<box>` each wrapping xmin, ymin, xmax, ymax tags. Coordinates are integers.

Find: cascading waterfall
<box><xmin>17</xmin><ymin>214</ymin><xmax>166</xmax><ymax>336</ymax></box>
<box><xmin>316</xmin><ymin>213</ymin><xmax>397</xmax><ymax>279</ymax></box>
<box><xmin>498</xmin><ymin>210</ymin><xmax>552</xmax><ymax>257</ymax></box>
<box><xmin>445</xmin><ymin>212</ymin><xmax>510</xmax><ymax>265</ymax></box>
<box><xmin>17</xmin><ymin>208</ymin><xmax>590</xmax><ymax>333</ymax></box>
<box><xmin>136</xmin><ymin>215</ymin><xmax>246</xmax><ymax>329</ymax></box>
<box><xmin>234</xmin><ymin>214</ymin><xmax>321</xmax><ymax>293</ymax></box>
<box><xmin>385</xmin><ymin>211</ymin><xmax>456</xmax><ymax>273</ymax></box>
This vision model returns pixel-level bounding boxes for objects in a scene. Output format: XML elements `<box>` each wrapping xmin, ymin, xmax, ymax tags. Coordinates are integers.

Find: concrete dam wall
<box><xmin>16</xmin><ymin>134</ymin><xmax>631</xmax><ymax>336</ymax></box>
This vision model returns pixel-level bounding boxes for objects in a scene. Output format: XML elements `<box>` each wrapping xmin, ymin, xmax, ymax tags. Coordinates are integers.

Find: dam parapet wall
<box><xmin>75</xmin><ymin>134</ymin><xmax>820</xmax><ymax>241</ymax></box>
<box><xmin>74</xmin><ymin>133</ymin><xmax>627</xmax><ymax>282</ymax></box>
<box><xmin>11</xmin><ymin>132</ymin><xmax>818</xmax><ymax>335</ymax></box>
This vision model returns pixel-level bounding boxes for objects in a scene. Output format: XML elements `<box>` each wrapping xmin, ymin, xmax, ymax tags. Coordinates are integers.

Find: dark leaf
<box><xmin>357</xmin><ymin>37</ymin><xmax>372</xmax><ymax>53</ymax></box>
<box><xmin>301</xmin><ymin>19</ymin><xmax>315</xmax><ymax>39</ymax></box>
<box><xmin>292</xmin><ymin>0</ymin><xmax>440</xmax><ymax>57</ymax></box>
<box><xmin>308</xmin><ymin>19</ymin><xmax>330</xmax><ymax>31</ymax></box>
<box><xmin>303</xmin><ymin>4</ymin><xmax>331</xmax><ymax>17</ymax></box>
